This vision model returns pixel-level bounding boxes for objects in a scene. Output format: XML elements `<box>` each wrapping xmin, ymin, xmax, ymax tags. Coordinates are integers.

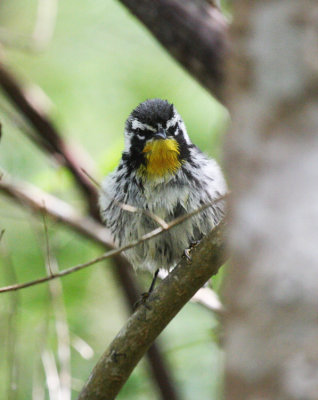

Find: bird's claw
<box><xmin>133</xmin><ymin>292</ymin><xmax>152</xmax><ymax>310</ymax></box>
<box><xmin>182</xmin><ymin>240</ymin><xmax>201</xmax><ymax>264</ymax></box>
<box><xmin>183</xmin><ymin>248</ymin><xmax>193</xmax><ymax>264</ymax></box>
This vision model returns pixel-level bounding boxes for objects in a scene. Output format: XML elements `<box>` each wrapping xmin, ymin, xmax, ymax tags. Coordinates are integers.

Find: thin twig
<box><xmin>0</xmin><ymin>0</ymin><xmax>57</xmax><ymax>52</ymax></box>
<box><xmin>0</xmin><ymin>173</ymin><xmax>114</xmax><ymax>248</ymax></box>
<box><xmin>47</xmin><ymin>260</ymin><xmax>72</xmax><ymax>400</ymax></box>
<box><xmin>42</xmin><ymin>204</ymin><xmax>53</xmax><ymax>276</ymax></box>
<box><xmin>1</xmin><ymin>236</ymin><xmax>20</xmax><ymax>400</ymax></box>
<box><xmin>41</xmin><ymin>350</ymin><xmax>61</xmax><ymax>400</ymax></box>
<box><xmin>0</xmin><ymin>194</ymin><xmax>227</xmax><ymax>294</ymax></box>
<box><xmin>0</xmin><ymin>63</ymin><xmax>99</xmax><ymax>218</ymax></box>
<box><xmin>71</xmin><ymin>335</ymin><xmax>94</xmax><ymax>360</ymax></box>
<box><xmin>82</xmin><ymin>168</ymin><xmax>169</xmax><ymax>229</ymax></box>
<box><xmin>32</xmin><ymin>307</ymin><xmax>51</xmax><ymax>400</ymax></box>
<box><xmin>191</xmin><ymin>287</ymin><xmax>225</xmax><ymax>314</ymax></box>
<box><xmin>40</xmin><ymin>210</ymin><xmax>72</xmax><ymax>400</ymax></box>
<box><xmin>32</xmin><ymin>0</ymin><xmax>58</xmax><ymax>51</ymax></box>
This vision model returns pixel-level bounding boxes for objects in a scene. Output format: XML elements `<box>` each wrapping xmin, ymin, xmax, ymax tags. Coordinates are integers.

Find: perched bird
<box><xmin>100</xmin><ymin>99</ymin><xmax>226</xmax><ymax>282</ymax></box>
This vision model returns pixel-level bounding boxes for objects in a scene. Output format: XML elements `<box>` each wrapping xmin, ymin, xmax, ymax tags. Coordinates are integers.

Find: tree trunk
<box><xmin>224</xmin><ymin>1</ymin><xmax>318</xmax><ymax>399</ymax></box>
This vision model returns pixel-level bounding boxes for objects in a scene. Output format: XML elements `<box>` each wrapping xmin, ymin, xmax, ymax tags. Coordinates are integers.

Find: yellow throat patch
<box><xmin>140</xmin><ymin>139</ymin><xmax>181</xmax><ymax>178</ymax></box>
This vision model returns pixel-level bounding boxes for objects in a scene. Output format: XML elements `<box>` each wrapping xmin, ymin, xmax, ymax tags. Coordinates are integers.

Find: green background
<box><xmin>0</xmin><ymin>0</ymin><xmax>228</xmax><ymax>398</ymax></box>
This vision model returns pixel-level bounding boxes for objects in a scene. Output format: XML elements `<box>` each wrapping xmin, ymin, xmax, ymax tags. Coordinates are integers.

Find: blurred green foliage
<box><xmin>0</xmin><ymin>0</ymin><xmax>227</xmax><ymax>399</ymax></box>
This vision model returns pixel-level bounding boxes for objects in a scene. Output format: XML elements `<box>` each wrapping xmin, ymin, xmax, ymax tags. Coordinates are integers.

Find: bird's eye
<box><xmin>167</xmin><ymin>124</ymin><xmax>178</xmax><ymax>136</ymax></box>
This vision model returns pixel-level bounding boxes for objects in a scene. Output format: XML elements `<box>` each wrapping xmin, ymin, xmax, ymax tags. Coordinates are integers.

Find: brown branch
<box><xmin>78</xmin><ymin>221</ymin><xmax>227</xmax><ymax>400</ymax></box>
<box><xmin>110</xmin><ymin>257</ymin><xmax>181</xmax><ymax>399</ymax></box>
<box><xmin>0</xmin><ymin>56</ymin><xmax>181</xmax><ymax>397</ymax></box>
<box><xmin>0</xmin><ymin>173</ymin><xmax>114</xmax><ymax>247</ymax></box>
<box><xmin>117</xmin><ymin>0</ymin><xmax>229</xmax><ymax>103</ymax></box>
<box><xmin>0</xmin><ymin>62</ymin><xmax>99</xmax><ymax>218</ymax></box>
<box><xmin>158</xmin><ymin>266</ymin><xmax>225</xmax><ymax>313</ymax></box>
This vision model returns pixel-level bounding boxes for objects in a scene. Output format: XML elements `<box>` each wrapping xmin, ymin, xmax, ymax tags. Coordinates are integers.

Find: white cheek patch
<box><xmin>131</xmin><ymin>119</ymin><xmax>156</xmax><ymax>132</ymax></box>
<box><xmin>124</xmin><ymin>130</ymin><xmax>133</xmax><ymax>151</ymax></box>
<box><xmin>137</xmin><ymin>133</ymin><xmax>145</xmax><ymax>140</ymax></box>
<box><xmin>178</xmin><ymin>120</ymin><xmax>191</xmax><ymax>144</ymax></box>
<box><xmin>166</xmin><ymin>113</ymin><xmax>180</xmax><ymax>129</ymax></box>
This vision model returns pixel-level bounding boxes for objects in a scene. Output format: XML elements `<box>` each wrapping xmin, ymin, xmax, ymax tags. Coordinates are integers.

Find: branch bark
<box><xmin>117</xmin><ymin>0</ymin><xmax>229</xmax><ymax>103</ymax></box>
<box><xmin>0</xmin><ymin>63</ymin><xmax>181</xmax><ymax>400</ymax></box>
<box><xmin>78</xmin><ymin>221</ymin><xmax>226</xmax><ymax>400</ymax></box>
<box><xmin>0</xmin><ymin>63</ymin><xmax>99</xmax><ymax>218</ymax></box>
<box><xmin>0</xmin><ymin>173</ymin><xmax>114</xmax><ymax>247</ymax></box>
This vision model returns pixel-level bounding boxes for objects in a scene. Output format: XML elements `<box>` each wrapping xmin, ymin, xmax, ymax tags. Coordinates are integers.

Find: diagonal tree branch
<box><xmin>78</xmin><ymin>221</ymin><xmax>226</xmax><ymax>400</ymax></box>
<box><xmin>117</xmin><ymin>0</ymin><xmax>229</xmax><ymax>103</ymax></box>
<box><xmin>0</xmin><ymin>62</ymin><xmax>99</xmax><ymax>218</ymax></box>
<box><xmin>0</xmin><ymin>63</ymin><xmax>181</xmax><ymax>400</ymax></box>
<box><xmin>0</xmin><ymin>173</ymin><xmax>114</xmax><ymax>247</ymax></box>
<box><xmin>0</xmin><ymin>2</ymin><xmax>231</xmax><ymax>391</ymax></box>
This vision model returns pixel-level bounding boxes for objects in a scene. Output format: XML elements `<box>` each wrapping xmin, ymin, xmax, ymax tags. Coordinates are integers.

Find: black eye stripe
<box><xmin>132</xmin><ymin>128</ymin><xmax>152</xmax><ymax>136</ymax></box>
<box><xmin>167</xmin><ymin>123</ymin><xmax>178</xmax><ymax>135</ymax></box>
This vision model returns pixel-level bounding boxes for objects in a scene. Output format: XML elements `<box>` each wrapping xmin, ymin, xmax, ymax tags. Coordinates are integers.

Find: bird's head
<box><xmin>124</xmin><ymin>99</ymin><xmax>191</xmax><ymax>178</ymax></box>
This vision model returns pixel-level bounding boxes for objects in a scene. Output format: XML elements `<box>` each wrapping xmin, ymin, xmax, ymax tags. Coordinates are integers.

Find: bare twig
<box><xmin>47</xmin><ymin>262</ymin><xmax>72</xmax><ymax>400</ymax></box>
<box><xmin>0</xmin><ymin>173</ymin><xmax>114</xmax><ymax>247</ymax></box>
<box><xmin>42</xmin><ymin>206</ymin><xmax>53</xmax><ymax>276</ymax></box>
<box><xmin>71</xmin><ymin>335</ymin><xmax>94</xmax><ymax>360</ymax></box>
<box><xmin>41</xmin><ymin>350</ymin><xmax>61</xmax><ymax>400</ymax></box>
<box><xmin>78</xmin><ymin>221</ymin><xmax>227</xmax><ymax>400</ymax></box>
<box><xmin>0</xmin><ymin>63</ymin><xmax>99</xmax><ymax>218</ymax></box>
<box><xmin>82</xmin><ymin>169</ymin><xmax>169</xmax><ymax>229</ymax></box>
<box><xmin>0</xmin><ymin>194</ymin><xmax>227</xmax><ymax>294</ymax></box>
<box><xmin>0</xmin><ymin>0</ymin><xmax>58</xmax><ymax>52</ymax></box>
<box><xmin>32</xmin><ymin>0</ymin><xmax>59</xmax><ymax>51</ymax></box>
<box><xmin>41</xmin><ymin>210</ymin><xmax>72</xmax><ymax>400</ymax></box>
<box><xmin>191</xmin><ymin>287</ymin><xmax>225</xmax><ymax>314</ymax></box>
<box><xmin>117</xmin><ymin>0</ymin><xmax>229</xmax><ymax>103</ymax></box>
<box><xmin>32</xmin><ymin>311</ymin><xmax>51</xmax><ymax>400</ymax></box>
<box><xmin>1</xmin><ymin>236</ymin><xmax>20</xmax><ymax>400</ymax></box>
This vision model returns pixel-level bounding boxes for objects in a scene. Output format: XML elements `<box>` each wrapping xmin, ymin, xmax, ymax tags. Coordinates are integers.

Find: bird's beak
<box><xmin>154</xmin><ymin>130</ymin><xmax>167</xmax><ymax>140</ymax></box>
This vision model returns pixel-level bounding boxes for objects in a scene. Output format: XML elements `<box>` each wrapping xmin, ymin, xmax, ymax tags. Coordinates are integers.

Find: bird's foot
<box><xmin>133</xmin><ymin>269</ymin><xmax>159</xmax><ymax>310</ymax></box>
<box><xmin>182</xmin><ymin>240</ymin><xmax>201</xmax><ymax>264</ymax></box>
<box><xmin>133</xmin><ymin>292</ymin><xmax>152</xmax><ymax>310</ymax></box>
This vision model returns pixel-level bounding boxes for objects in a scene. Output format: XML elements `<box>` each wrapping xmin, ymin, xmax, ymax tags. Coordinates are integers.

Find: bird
<box><xmin>100</xmin><ymin>99</ymin><xmax>226</xmax><ymax>290</ymax></box>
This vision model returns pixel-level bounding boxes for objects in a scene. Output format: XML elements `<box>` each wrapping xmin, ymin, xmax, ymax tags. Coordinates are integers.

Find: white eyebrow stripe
<box><xmin>166</xmin><ymin>113</ymin><xmax>179</xmax><ymax>129</ymax></box>
<box><xmin>131</xmin><ymin>119</ymin><xmax>156</xmax><ymax>132</ymax></box>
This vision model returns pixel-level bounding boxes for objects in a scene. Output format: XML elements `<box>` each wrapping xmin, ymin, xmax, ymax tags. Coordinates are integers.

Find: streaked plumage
<box><xmin>100</xmin><ymin>99</ymin><xmax>226</xmax><ymax>272</ymax></box>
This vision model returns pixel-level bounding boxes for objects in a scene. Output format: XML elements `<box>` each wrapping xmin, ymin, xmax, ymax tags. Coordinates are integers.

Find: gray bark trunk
<box><xmin>224</xmin><ymin>1</ymin><xmax>318</xmax><ymax>399</ymax></box>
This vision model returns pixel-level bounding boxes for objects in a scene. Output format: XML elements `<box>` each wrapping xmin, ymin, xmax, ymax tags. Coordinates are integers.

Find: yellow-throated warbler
<box><xmin>100</xmin><ymin>99</ymin><xmax>226</xmax><ymax>277</ymax></box>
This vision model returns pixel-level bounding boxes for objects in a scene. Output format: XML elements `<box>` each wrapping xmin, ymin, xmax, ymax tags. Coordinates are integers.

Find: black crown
<box><xmin>129</xmin><ymin>99</ymin><xmax>174</xmax><ymax>127</ymax></box>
